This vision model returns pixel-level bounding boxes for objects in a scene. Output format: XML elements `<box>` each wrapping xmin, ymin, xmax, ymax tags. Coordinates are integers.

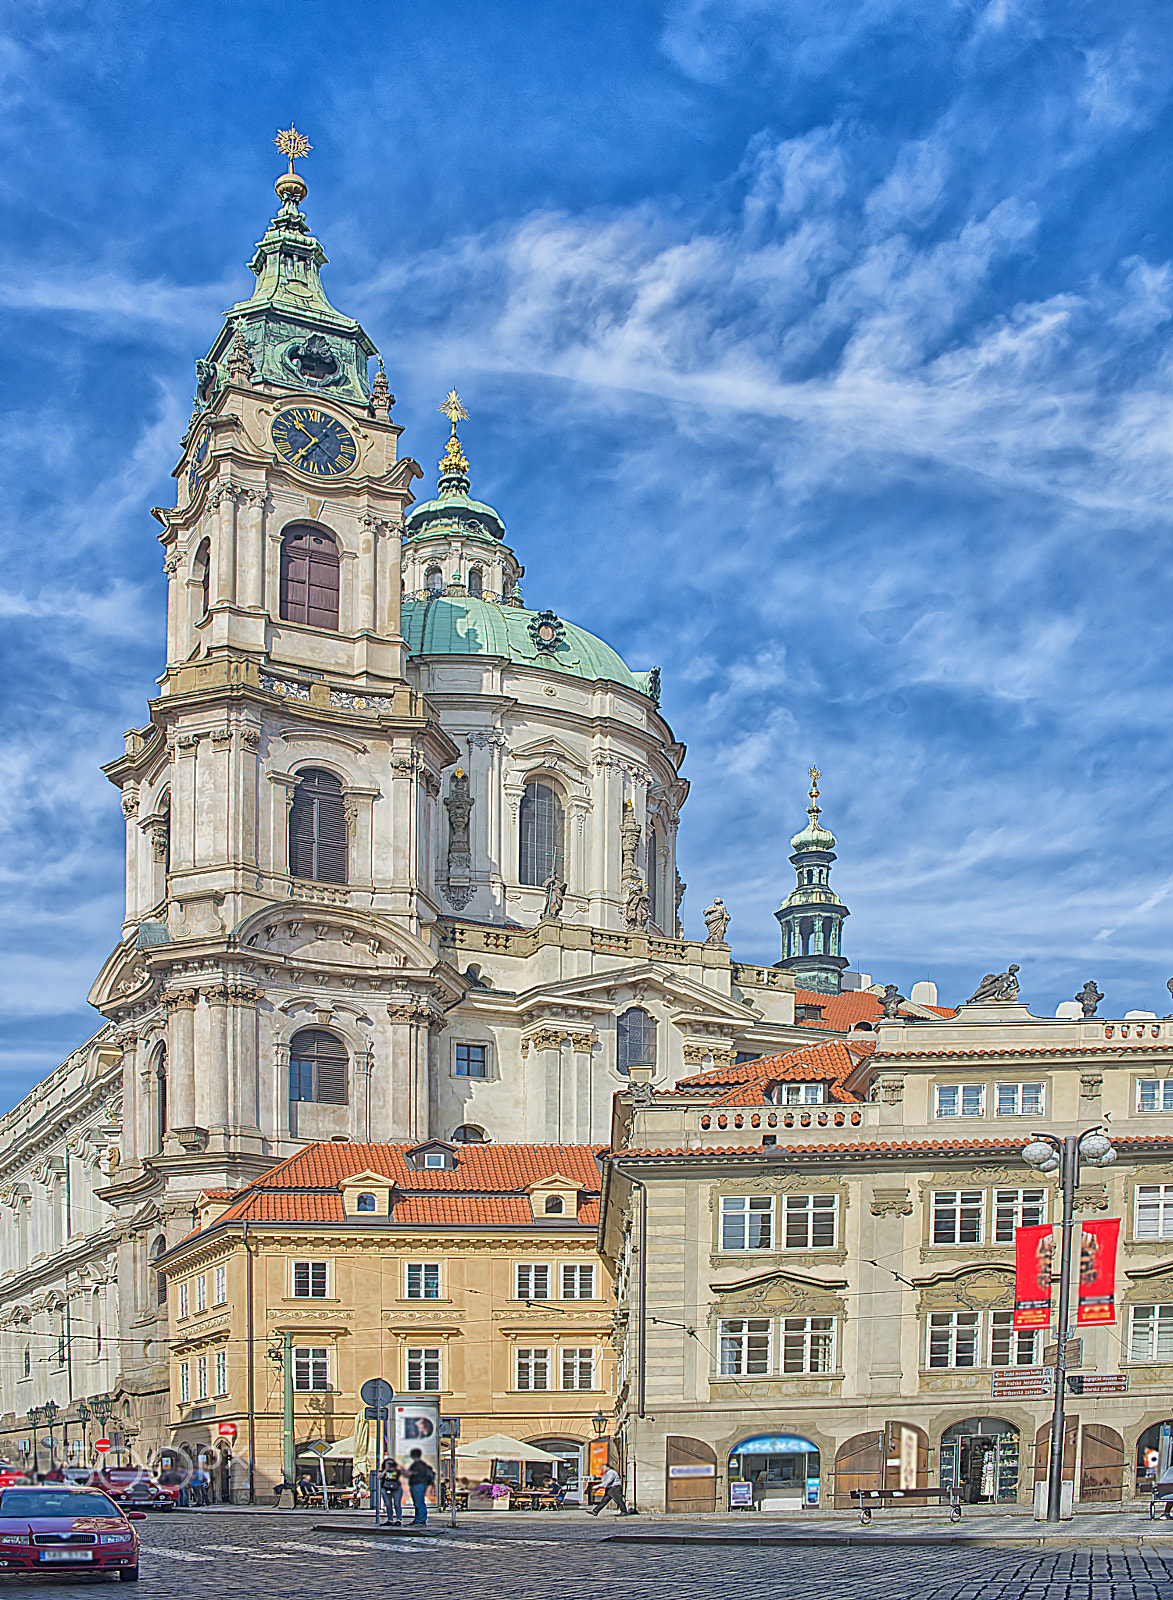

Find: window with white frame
<box><xmin>782</xmin><ymin>1316</ymin><xmax>835</xmax><ymax>1374</ymax></box>
<box><xmin>720</xmin><ymin>1195</ymin><xmax>773</xmax><ymax>1251</ymax></box>
<box><xmin>1138</xmin><ymin>1080</ymin><xmax>1173</xmax><ymax>1113</ymax></box>
<box><xmin>179</xmin><ymin>1362</ymin><xmax>189</xmax><ymax>1404</ymax></box>
<box><xmin>196</xmin><ymin>1354</ymin><xmax>208</xmax><ymax>1400</ymax></box>
<box><xmin>293</xmin><ymin>1261</ymin><xmax>328</xmax><ymax>1299</ymax></box>
<box><xmin>561</xmin><ymin>1347</ymin><xmax>595</xmax><ymax>1390</ymax></box>
<box><xmin>994</xmin><ymin>1188</ymin><xmax>1046</xmax><ymax>1244</ymax></box>
<box><xmin>293</xmin><ymin>1346</ymin><xmax>330</xmax><ymax>1391</ymax></box>
<box><xmin>177</xmin><ymin>1282</ymin><xmax>189</xmax><ymax>1319</ymax></box>
<box><xmin>990</xmin><ymin>1310</ymin><xmax>1042</xmax><ymax>1367</ymax></box>
<box><xmin>515</xmin><ymin>1347</ymin><xmax>549</xmax><ymax>1391</ymax></box>
<box><xmin>784</xmin><ymin>1194</ymin><xmax>837</xmax><ymax>1249</ymax></box>
<box><xmin>927</xmin><ymin>1310</ymin><xmax>981</xmax><ymax>1367</ymax></box>
<box><xmin>995</xmin><ymin>1082</ymin><xmax>1044</xmax><ymax>1117</ymax></box>
<box><xmin>781</xmin><ymin>1083</ymin><xmax>824</xmax><ymax>1105</ymax></box>
<box><xmin>215</xmin><ymin>1349</ymin><xmax>228</xmax><ymax>1395</ymax></box>
<box><xmin>1129</xmin><ymin>1304</ymin><xmax>1173</xmax><ymax>1362</ymax></box>
<box><xmin>423</xmin><ymin>1153</ymin><xmax>445</xmax><ymax>1169</ymax></box>
<box><xmin>932</xmin><ymin>1189</ymin><xmax>984</xmax><ymax>1245</ymax></box>
<box><xmin>406</xmin><ymin>1347</ymin><xmax>441</xmax><ymax>1391</ymax></box>
<box><xmin>561</xmin><ymin>1263</ymin><xmax>596</xmax><ymax>1300</ymax></box>
<box><xmin>515</xmin><ymin>1263</ymin><xmax>550</xmax><ymax>1300</ymax></box>
<box><xmin>214</xmin><ymin>1265</ymin><xmax>227</xmax><ymax>1305</ymax></box>
<box><xmin>718</xmin><ymin>1318</ymin><xmax>772</xmax><ymax>1376</ymax></box>
<box><xmin>406</xmin><ymin>1263</ymin><xmax>441</xmax><ymax>1300</ymax></box>
<box><xmin>935</xmin><ymin>1084</ymin><xmax>986</xmax><ymax>1118</ymax></box>
<box><xmin>196</xmin><ymin>1274</ymin><xmax>207</xmax><ymax>1313</ymax></box>
<box><xmin>1136</xmin><ymin>1185</ymin><xmax>1173</xmax><ymax>1240</ymax></box>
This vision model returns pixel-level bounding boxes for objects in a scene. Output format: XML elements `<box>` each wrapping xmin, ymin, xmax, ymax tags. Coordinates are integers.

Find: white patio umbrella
<box><xmin>454</xmin><ymin>1433</ymin><xmax>559</xmax><ymax>1463</ymax></box>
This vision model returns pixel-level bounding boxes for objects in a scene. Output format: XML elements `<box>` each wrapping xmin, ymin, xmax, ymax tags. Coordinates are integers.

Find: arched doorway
<box><xmin>1136</xmin><ymin>1420</ymin><xmax>1173</xmax><ymax>1493</ymax></box>
<box><xmin>1034</xmin><ymin>1418</ymin><xmax>1078</xmax><ymax>1487</ymax></box>
<box><xmin>939</xmin><ymin>1418</ymin><xmax>1021</xmax><ymax>1504</ymax></box>
<box><xmin>1080</xmin><ymin>1424</ymin><xmax>1124</xmax><ymax>1502</ymax></box>
<box><xmin>525</xmin><ymin>1436</ymin><xmax>585</xmax><ymax>1504</ymax></box>
<box><xmin>833</xmin><ymin>1423</ymin><xmax>927</xmax><ymax>1508</ymax></box>
<box><xmin>665</xmin><ymin>1436</ymin><xmax>716</xmax><ymax>1514</ymax></box>
<box><xmin>730</xmin><ymin>1433</ymin><xmax>820</xmax><ymax>1512</ymax></box>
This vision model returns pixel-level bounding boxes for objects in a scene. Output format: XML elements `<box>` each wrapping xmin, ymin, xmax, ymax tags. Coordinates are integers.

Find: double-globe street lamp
<box><xmin>1022</xmin><ymin>1127</ymin><xmax>1117</xmax><ymax>1522</ymax></box>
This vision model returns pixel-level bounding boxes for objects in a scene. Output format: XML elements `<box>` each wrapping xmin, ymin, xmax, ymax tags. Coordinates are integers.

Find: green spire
<box><xmin>195</xmin><ymin>126</ymin><xmax>377</xmax><ymax>411</ymax></box>
<box><xmin>789</xmin><ymin>766</ymin><xmax>837</xmax><ymax>853</ymax></box>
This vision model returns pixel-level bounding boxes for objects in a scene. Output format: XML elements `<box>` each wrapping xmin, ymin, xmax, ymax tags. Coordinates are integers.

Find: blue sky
<box><xmin>2</xmin><ymin>0</ymin><xmax>1173</xmax><ymax>1100</ymax></box>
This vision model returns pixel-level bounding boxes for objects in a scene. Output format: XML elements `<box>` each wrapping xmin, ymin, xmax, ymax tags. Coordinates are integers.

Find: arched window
<box><xmin>280</xmin><ymin>524</ymin><xmax>340</xmax><ymax>630</ymax></box>
<box><xmin>154</xmin><ymin>1044</ymin><xmax>168</xmax><ymax>1153</ymax></box>
<box><xmin>467</xmin><ymin>567</ymin><xmax>483</xmax><ymax>598</ymax></box>
<box><xmin>647</xmin><ymin>824</ymin><xmax>658</xmax><ymax>928</ymax></box>
<box><xmin>544</xmin><ymin>1195</ymin><xmax>564</xmax><ymax>1215</ymax></box>
<box><xmin>452</xmin><ymin>1124</ymin><xmax>488</xmax><ymax>1144</ymax></box>
<box><xmin>356</xmin><ymin>1193</ymin><xmax>376</xmax><ymax>1212</ymax></box>
<box><xmin>289</xmin><ymin>768</ymin><xmax>348</xmax><ymax>884</ymax></box>
<box><xmin>194</xmin><ymin>539</ymin><xmax>211</xmax><ymax>620</ymax></box>
<box><xmin>152</xmin><ymin>1234</ymin><xmax>168</xmax><ymax>1307</ymax></box>
<box><xmin>616</xmin><ymin>1007</ymin><xmax>656</xmax><ymax>1076</ymax></box>
<box><xmin>425</xmin><ymin>566</ymin><xmax>443</xmax><ymax>596</ymax></box>
<box><xmin>519</xmin><ymin>780</ymin><xmax>564</xmax><ymax>887</ymax></box>
<box><xmin>288</xmin><ymin>1028</ymin><xmax>349</xmax><ymax>1105</ymax></box>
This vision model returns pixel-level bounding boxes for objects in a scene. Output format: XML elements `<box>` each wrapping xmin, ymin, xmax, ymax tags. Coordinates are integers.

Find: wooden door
<box><xmin>1034</xmin><ymin>1417</ymin><xmax>1078</xmax><ymax>1482</ymax></box>
<box><xmin>665</xmin><ymin>1436</ymin><xmax>717</xmax><ymax>1514</ymax></box>
<box><xmin>1080</xmin><ymin>1424</ymin><xmax>1124</xmax><ymax>1502</ymax></box>
<box><xmin>834</xmin><ymin>1431</ymin><xmax>882</xmax><ymax>1508</ymax></box>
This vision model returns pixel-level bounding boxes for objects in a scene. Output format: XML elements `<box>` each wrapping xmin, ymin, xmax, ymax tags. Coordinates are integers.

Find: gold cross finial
<box><xmin>440</xmin><ymin>390</ymin><xmax>470</xmax><ymax>430</ymax></box>
<box><xmin>274</xmin><ymin>125</ymin><xmax>312</xmax><ymax>172</ymax></box>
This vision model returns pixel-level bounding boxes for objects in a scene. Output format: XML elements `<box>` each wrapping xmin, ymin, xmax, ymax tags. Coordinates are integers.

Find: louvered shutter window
<box><xmin>288</xmin><ymin>768</ymin><xmax>348</xmax><ymax>884</ymax></box>
<box><xmin>519</xmin><ymin>780</ymin><xmax>564</xmax><ymax>886</ymax></box>
<box><xmin>288</xmin><ymin>1029</ymin><xmax>349</xmax><ymax>1106</ymax></box>
<box><xmin>280</xmin><ymin>525</ymin><xmax>340</xmax><ymax>630</ymax></box>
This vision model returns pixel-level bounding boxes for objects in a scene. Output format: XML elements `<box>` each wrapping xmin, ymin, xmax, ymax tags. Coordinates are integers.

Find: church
<box><xmin>0</xmin><ymin>137</ymin><xmax>866</xmax><ymax>1460</ymax></box>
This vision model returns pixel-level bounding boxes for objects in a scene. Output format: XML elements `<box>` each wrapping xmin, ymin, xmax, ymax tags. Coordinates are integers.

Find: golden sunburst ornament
<box><xmin>439</xmin><ymin>390</ymin><xmax>470</xmax><ymax>428</ymax></box>
<box><xmin>274</xmin><ymin>125</ymin><xmax>312</xmax><ymax>169</ymax></box>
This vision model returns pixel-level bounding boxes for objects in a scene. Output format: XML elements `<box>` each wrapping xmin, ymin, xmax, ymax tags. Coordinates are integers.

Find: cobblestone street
<box><xmin>8</xmin><ymin>1513</ymin><xmax>1173</xmax><ymax>1600</ymax></box>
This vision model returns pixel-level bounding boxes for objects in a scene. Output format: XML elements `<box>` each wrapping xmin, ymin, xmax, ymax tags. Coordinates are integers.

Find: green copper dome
<box><xmin>401</xmin><ymin>594</ymin><xmax>654</xmax><ymax>694</ymax></box>
<box><xmin>790</xmin><ymin>770</ymin><xmax>836</xmax><ymax>853</ymax></box>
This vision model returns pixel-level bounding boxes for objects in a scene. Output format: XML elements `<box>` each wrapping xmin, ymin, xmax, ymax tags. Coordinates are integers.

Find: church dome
<box><xmin>401</xmin><ymin>594</ymin><xmax>654</xmax><ymax>694</ymax></box>
<box><xmin>789</xmin><ymin>770</ymin><xmax>837</xmax><ymax>854</ymax></box>
<box><xmin>403</xmin><ymin>488</ymin><xmax>506</xmax><ymax>546</ymax></box>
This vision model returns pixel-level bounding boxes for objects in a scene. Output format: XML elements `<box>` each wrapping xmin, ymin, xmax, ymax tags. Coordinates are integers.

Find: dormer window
<box><xmin>423</xmin><ymin>1153</ymin><xmax>445</xmax><ymax>1170</ymax></box>
<box><xmin>544</xmin><ymin>1195</ymin><xmax>564</xmax><ymax>1215</ymax></box>
<box><xmin>356</xmin><ymin>1193</ymin><xmax>376</xmax><ymax>1212</ymax></box>
<box><xmin>406</xmin><ymin>1141</ymin><xmax>458</xmax><ymax>1172</ymax></box>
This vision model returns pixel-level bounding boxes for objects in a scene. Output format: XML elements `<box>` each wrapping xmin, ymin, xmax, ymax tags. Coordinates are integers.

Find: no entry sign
<box><xmin>94</xmin><ymin>1440</ymin><xmax>110</xmax><ymax>1454</ymax></box>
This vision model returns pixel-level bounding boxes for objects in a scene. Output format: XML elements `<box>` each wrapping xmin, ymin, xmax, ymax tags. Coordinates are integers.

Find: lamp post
<box><xmin>1022</xmin><ymin>1126</ymin><xmax>1117</xmax><ymax>1522</ymax></box>
<box><xmin>27</xmin><ymin>1407</ymin><xmax>43</xmax><ymax>1473</ymax></box>
<box><xmin>591</xmin><ymin>1409</ymin><xmax>608</xmax><ymax>1438</ymax></box>
<box><xmin>75</xmin><ymin>1400</ymin><xmax>90</xmax><ymax>1467</ymax></box>
<box><xmin>89</xmin><ymin>1394</ymin><xmax>114</xmax><ymax>1467</ymax></box>
<box><xmin>42</xmin><ymin>1400</ymin><xmax>58</xmax><ymax>1468</ymax></box>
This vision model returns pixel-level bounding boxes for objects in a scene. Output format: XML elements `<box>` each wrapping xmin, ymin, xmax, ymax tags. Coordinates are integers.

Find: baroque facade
<box><xmin>599</xmin><ymin>996</ymin><xmax>1173</xmax><ymax>1513</ymax></box>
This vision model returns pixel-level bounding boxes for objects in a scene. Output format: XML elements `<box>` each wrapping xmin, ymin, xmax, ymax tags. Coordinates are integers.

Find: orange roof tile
<box><xmin>678</xmin><ymin>1038</ymin><xmax>872</xmax><ymax>1102</ymax></box>
<box><xmin>612</xmin><ymin>1134</ymin><xmax>1173</xmax><ymax>1161</ymax></box>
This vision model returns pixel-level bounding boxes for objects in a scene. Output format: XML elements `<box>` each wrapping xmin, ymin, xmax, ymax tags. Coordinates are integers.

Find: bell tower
<box><xmin>775</xmin><ymin>768</ymin><xmax>850</xmax><ymax>994</ymax></box>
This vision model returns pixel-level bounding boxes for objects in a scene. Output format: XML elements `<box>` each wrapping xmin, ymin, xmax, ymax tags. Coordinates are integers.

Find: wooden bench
<box><xmin>850</xmin><ymin>1487</ymin><xmax>961</xmax><ymax>1525</ymax></box>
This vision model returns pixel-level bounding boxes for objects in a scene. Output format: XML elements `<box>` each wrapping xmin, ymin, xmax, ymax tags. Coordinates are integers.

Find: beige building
<box><xmin>600</xmin><ymin>994</ymin><xmax>1173</xmax><ymax>1514</ymax></box>
<box><xmin>159</xmin><ymin>1140</ymin><xmax>614</xmax><ymax>1500</ymax></box>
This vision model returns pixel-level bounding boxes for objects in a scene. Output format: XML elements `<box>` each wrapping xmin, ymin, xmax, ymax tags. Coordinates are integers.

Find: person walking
<box><xmin>588</xmin><ymin>1463</ymin><xmax>630</xmax><ymax>1516</ymax></box>
<box><xmin>190</xmin><ymin>1465</ymin><xmax>210</xmax><ymax>1507</ymax></box>
<box><xmin>379</xmin><ymin>1457</ymin><xmax>404</xmax><ymax>1524</ymax></box>
<box><xmin>406</xmin><ymin>1448</ymin><xmax>435</xmax><ymax>1526</ymax></box>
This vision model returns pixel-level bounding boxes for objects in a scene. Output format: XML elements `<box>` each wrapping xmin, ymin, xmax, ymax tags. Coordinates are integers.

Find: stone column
<box><xmin>164</xmin><ymin>553</ymin><xmax>182</xmax><ymax>663</ymax></box>
<box><xmin>201</xmin><ymin>985</ymin><xmax>230</xmax><ymax>1136</ymax></box>
<box><xmin>170</xmin><ymin>731</ymin><xmax>200</xmax><ymax>873</ymax></box>
<box><xmin>167</xmin><ymin>990</ymin><xmax>198</xmax><ymax>1139</ymax></box>
<box><xmin>237</xmin><ymin>490</ymin><xmax>266</xmax><ymax>611</ymax></box>
<box><xmin>136</xmin><ymin>1044</ymin><xmax>155</xmax><ymax>1163</ymax></box>
<box><xmin>527</xmin><ymin>1029</ymin><xmax>566</xmax><ymax>1142</ymax></box>
<box><xmin>360</xmin><ymin>515</ymin><xmax>386</xmax><ymax>634</ymax></box>
<box><xmin>232</xmin><ymin>983</ymin><xmax>260</xmax><ymax>1137</ymax></box>
<box><xmin>865</xmin><ymin>1188</ymin><xmax>913</xmax><ymax>1397</ymax></box>
<box><xmin>118</xmin><ymin>1032</ymin><xmax>139</xmax><ymax>1167</ymax></box>
<box><xmin>384</xmin><ymin>1009</ymin><xmax>413</xmax><ymax>1139</ymax></box>
<box><xmin>214</xmin><ymin>485</ymin><xmax>239</xmax><ymax>605</ymax></box>
<box><xmin>569</xmin><ymin>1032</ymin><xmax>595</xmax><ymax>1144</ymax></box>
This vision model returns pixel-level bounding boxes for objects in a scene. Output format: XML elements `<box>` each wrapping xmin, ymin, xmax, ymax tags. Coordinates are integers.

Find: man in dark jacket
<box><xmin>406</xmin><ymin>1449</ymin><xmax>435</xmax><ymax>1525</ymax></box>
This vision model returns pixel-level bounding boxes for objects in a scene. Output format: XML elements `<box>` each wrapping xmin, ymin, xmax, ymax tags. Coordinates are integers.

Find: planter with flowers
<box><xmin>468</xmin><ymin>1482</ymin><xmax>513</xmax><ymax>1513</ymax></box>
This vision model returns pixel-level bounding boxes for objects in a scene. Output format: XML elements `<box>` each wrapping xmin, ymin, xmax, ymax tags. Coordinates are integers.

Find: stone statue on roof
<box><xmin>1075</xmin><ymin>979</ymin><xmax>1103</xmax><ymax>1018</ymax></box>
<box><xmin>703</xmin><ymin>897</ymin><xmax>731</xmax><ymax>945</ymax></box>
<box><xmin>540</xmin><ymin>863</ymin><xmax>566</xmax><ymax>922</ymax></box>
<box><xmin>625</xmin><ymin>876</ymin><xmax>650</xmax><ymax>932</ymax></box>
<box><xmin>881</xmin><ymin>984</ymin><xmax>905</xmax><ymax>1019</ymax></box>
<box><xmin>967</xmin><ymin>964</ymin><xmax>1020</xmax><ymax>1004</ymax></box>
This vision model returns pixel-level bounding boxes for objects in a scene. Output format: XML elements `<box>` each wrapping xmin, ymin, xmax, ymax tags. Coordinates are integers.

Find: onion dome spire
<box><xmin>438</xmin><ymin>390</ymin><xmax>471</xmax><ymax>497</ymax></box>
<box><xmin>775</xmin><ymin>767</ymin><xmax>850</xmax><ymax>995</ymax></box>
<box><xmin>790</xmin><ymin>765</ymin><xmax>837</xmax><ymax>853</ymax></box>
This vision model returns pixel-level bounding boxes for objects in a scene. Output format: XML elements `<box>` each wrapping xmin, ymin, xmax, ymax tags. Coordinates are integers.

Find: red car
<box><xmin>0</xmin><ymin>1485</ymin><xmax>143</xmax><ymax>1581</ymax></box>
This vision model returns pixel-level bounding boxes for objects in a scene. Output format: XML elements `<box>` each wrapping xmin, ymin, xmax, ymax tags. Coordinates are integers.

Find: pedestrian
<box><xmin>294</xmin><ymin>1470</ymin><xmax>315</xmax><ymax>1508</ymax></box>
<box><xmin>191</xmin><ymin>1465</ymin><xmax>210</xmax><ymax>1507</ymax></box>
<box><xmin>406</xmin><ymin>1448</ymin><xmax>435</xmax><ymax>1526</ymax></box>
<box><xmin>379</xmin><ymin>1457</ymin><xmax>404</xmax><ymax>1524</ymax></box>
<box><xmin>588</xmin><ymin>1463</ymin><xmax>630</xmax><ymax>1516</ymax></box>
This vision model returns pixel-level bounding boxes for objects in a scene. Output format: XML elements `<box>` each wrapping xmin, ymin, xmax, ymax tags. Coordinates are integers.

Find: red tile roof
<box><xmin>677</xmin><ymin>1038</ymin><xmax>873</xmax><ymax>1102</ymax></box>
<box><xmin>793</xmin><ymin>988</ymin><xmax>958</xmax><ymax>1030</ymax></box>
<box><xmin>612</xmin><ymin>1134</ymin><xmax>1173</xmax><ymax>1161</ymax></box>
<box><xmin>203</xmin><ymin>1143</ymin><xmax>604</xmax><ymax>1231</ymax></box>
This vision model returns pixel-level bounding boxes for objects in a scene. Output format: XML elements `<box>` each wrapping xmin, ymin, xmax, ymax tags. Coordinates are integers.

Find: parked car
<box><xmin>0</xmin><ymin>1484</ymin><xmax>142</xmax><ymax>1581</ymax></box>
<box><xmin>61</xmin><ymin>1467</ymin><xmax>176</xmax><ymax>1510</ymax></box>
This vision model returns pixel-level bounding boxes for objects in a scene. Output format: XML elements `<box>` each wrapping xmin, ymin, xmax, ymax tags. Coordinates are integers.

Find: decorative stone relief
<box><xmin>1073</xmin><ymin>1184</ymin><xmax>1109</xmax><ymax>1213</ymax></box>
<box><xmin>1080</xmin><ymin>1072</ymin><xmax>1103</xmax><ymax>1100</ymax></box>
<box><xmin>871</xmin><ymin>1188</ymin><xmax>913</xmax><ymax>1217</ymax></box>
<box><xmin>915</xmin><ymin>1265</ymin><xmax>1014</xmax><ymax>1313</ymax></box>
<box><xmin>878</xmin><ymin>1074</ymin><xmax>905</xmax><ymax>1105</ymax></box>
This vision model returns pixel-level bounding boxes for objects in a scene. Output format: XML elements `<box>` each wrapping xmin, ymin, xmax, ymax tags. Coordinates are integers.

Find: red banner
<box><xmin>1014</xmin><ymin>1223</ymin><xmax>1054</xmax><ymax>1330</ymax></box>
<box><xmin>1077</xmin><ymin>1219</ymin><xmax>1120</xmax><ymax>1326</ymax></box>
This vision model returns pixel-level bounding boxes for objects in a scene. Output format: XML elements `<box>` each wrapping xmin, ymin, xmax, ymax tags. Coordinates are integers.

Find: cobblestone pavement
<box><xmin>7</xmin><ymin>1512</ymin><xmax>1173</xmax><ymax>1598</ymax></box>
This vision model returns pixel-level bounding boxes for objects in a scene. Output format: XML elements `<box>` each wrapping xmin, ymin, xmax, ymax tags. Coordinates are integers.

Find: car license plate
<box><xmin>40</xmin><ymin>1550</ymin><xmax>94</xmax><ymax>1562</ymax></box>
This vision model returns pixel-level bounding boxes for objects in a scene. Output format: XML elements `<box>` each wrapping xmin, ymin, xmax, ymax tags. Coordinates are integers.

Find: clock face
<box><xmin>271</xmin><ymin>407</ymin><xmax>358</xmax><ymax>477</ymax></box>
<box><xmin>186</xmin><ymin>425</ymin><xmax>210</xmax><ymax>496</ymax></box>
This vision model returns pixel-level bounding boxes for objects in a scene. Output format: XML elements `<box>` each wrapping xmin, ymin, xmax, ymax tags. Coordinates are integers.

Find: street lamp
<box><xmin>1022</xmin><ymin>1125</ymin><xmax>1117</xmax><ymax>1522</ymax></box>
<box><xmin>42</xmin><ymin>1400</ymin><xmax>58</xmax><ymax>1467</ymax></box>
<box><xmin>75</xmin><ymin>1400</ymin><xmax>90</xmax><ymax>1466</ymax></box>
<box><xmin>591</xmin><ymin>1409</ymin><xmax>608</xmax><ymax>1438</ymax></box>
<box><xmin>27</xmin><ymin>1407</ymin><xmax>43</xmax><ymax>1471</ymax></box>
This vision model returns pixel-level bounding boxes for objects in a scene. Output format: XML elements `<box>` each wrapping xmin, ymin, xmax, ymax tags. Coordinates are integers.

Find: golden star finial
<box><xmin>440</xmin><ymin>390</ymin><xmax>470</xmax><ymax>430</ymax></box>
<box><xmin>274</xmin><ymin>125</ymin><xmax>312</xmax><ymax>171</ymax></box>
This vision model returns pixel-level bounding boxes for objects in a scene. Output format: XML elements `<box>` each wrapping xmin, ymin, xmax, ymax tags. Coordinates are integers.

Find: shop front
<box><xmin>728</xmin><ymin>1433</ymin><xmax>820</xmax><ymax>1512</ymax></box>
<box><xmin>939</xmin><ymin>1418</ymin><xmax>1021</xmax><ymax>1504</ymax></box>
